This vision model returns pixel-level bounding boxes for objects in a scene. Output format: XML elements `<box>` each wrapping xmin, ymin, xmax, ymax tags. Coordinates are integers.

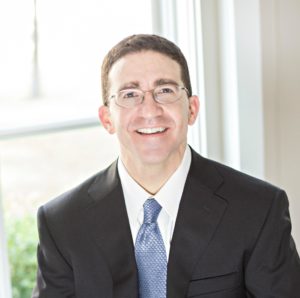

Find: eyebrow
<box><xmin>118</xmin><ymin>81</ymin><xmax>140</xmax><ymax>91</ymax></box>
<box><xmin>118</xmin><ymin>78</ymin><xmax>180</xmax><ymax>92</ymax></box>
<box><xmin>154</xmin><ymin>78</ymin><xmax>179</xmax><ymax>86</ymax></box>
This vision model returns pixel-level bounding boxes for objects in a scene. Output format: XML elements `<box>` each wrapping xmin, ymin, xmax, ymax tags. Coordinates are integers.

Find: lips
<box><xmin>136</xmin><ymin>127</ymin><xmax>167</xmax><ymax>134</ymax></box>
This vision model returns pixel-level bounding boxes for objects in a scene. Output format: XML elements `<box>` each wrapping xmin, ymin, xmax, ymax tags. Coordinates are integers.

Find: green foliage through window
<box><xmin>6</xmin><ymin>215</ymin><xmax>38</xmax><ymax>298</ymax></box>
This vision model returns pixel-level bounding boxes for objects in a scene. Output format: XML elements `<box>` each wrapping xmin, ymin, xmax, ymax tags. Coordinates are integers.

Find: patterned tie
<box><xmin>135</xmin><ymin>198</ymin><xmax>167</xmax><ymax>298</ymax></box>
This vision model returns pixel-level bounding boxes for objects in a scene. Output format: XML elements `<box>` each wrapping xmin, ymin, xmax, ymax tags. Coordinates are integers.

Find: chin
<box><xmin>139</xmin><ymin>155</ymin><xmax>168</xmax><ymax>165</ymax></box>
<box><xmin>136</xmin><ymin>147</ymin><xmax>181</xmax><ymax>166</ymax></box>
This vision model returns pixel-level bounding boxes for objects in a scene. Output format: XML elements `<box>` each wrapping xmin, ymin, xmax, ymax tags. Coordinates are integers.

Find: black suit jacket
<box><xmin>32</xmin><ymin>149</ymin><xmax>300</xmax><ymax>297</ymax></box>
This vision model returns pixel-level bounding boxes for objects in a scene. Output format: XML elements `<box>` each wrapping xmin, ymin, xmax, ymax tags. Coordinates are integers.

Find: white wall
<box><xmin>199</xmin><ymin>0</ymin><xmax>300</xmax><ymax>248</ymax></box>
<box><xmin>216</xmin><ymin>0</ymin><xmax>300</xmax><ymax>247</ymax></box>
<box><xmin>261</xmin><ymin>0</ymin><xmax>300</xmax><ymax>247</ymax></box>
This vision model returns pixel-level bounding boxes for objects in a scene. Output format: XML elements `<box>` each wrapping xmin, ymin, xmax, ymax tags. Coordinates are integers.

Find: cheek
<box><xmin>173</xmin><ymin>104</ymin><xmax>190</xmax><ymax>126</ymax></box>
<box><xmin>112</xmin><ymin>110</ymin><xmax>133</xmax><ymax>134</ymax></box>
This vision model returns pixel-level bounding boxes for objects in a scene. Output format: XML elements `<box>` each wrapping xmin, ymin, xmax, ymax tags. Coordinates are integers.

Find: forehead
<box><xmin>108</xmin><ymin>51</ymin><xmax>182</xmax><ymax>89</ymax></box>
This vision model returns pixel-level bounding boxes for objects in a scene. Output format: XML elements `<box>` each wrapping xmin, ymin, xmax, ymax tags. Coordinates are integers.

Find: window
<box><xmin>0</xmin><ymin>1</ymin><xmax>152</xmax><ymax>296</ymax></box>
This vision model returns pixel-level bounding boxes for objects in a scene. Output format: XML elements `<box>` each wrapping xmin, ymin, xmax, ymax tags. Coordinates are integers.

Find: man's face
<box><xmin>99</xmin><ymin>50</ymin><xmax>199</xmax><ymax>168</ymax></box>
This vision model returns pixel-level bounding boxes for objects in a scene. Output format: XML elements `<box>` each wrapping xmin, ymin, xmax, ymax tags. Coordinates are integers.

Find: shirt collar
<box><xmin>155</xmin><ymin>146</ymin><xmax>191</xmax><ymax>222</ymax></box>
<box><xmin>118</xmin><ymin>146</ymin><xmax>191</xmax><ymax>225</ymax></box>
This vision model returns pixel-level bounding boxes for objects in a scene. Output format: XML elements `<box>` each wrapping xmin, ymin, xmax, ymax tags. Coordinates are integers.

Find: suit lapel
<box><xmin>167</xmin><ymin>151</ymin><xmax>228</xmax><ymax>298</ymax></box>
<box><xmin>86</xmin><ymin>161</ymin><xmax>138</xmax><ymax>297</ymax></box>
<box><xmin>80</xmin><ymin>151</ymin><xmax>227</xmax><ymax>297</ymax></box>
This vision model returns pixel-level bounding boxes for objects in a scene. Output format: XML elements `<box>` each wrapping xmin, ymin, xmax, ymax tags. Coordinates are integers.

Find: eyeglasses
<box><xmin>108</xmin><ymin>84</ymin><xmax>189</xmax><ymax>108</ymax></box>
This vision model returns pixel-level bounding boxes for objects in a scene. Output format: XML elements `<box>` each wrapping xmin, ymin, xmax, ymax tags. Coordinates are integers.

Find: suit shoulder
<box><xmin>191</xmin><ymin>152</ymin><xmax>285</xmax><ymax>206</ymax></box>
<box><xmin>212</xmin><ymin>158</ymin><xmax>278</xmax><ymax>190</ymax></box>
<box><xmin>218</xmin><ymin>160</ymin><xmax>281</xmax><ymax>196</ymax></box>
<box><xmin>39</xmin><ymin>161</ymin><xmax>118</xmax><ymax>219</ymax></box>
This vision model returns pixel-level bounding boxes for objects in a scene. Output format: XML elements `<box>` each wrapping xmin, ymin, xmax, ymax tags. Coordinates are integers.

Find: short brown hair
<box><xmin>101</xmin><ymin>34</ymin><xmax>192</xmax><ymax>105</ymax></box>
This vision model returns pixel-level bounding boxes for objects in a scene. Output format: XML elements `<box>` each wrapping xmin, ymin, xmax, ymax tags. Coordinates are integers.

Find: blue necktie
<box><xmin>135</xmin><ymin>198</ymin><xmax>167</xmax><ymax>298</ymax></box>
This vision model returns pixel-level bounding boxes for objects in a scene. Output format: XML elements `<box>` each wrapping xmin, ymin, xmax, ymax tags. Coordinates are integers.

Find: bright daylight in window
<box><xmin>0</xmin><ymin>1</ymin><xmax>152</xmax><ymax>297</ymax></box>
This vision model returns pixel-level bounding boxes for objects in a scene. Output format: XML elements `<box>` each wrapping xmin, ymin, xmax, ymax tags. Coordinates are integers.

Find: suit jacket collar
<box><xmin>87</xmin><ymin>160</ymin><xmax>139</xmax><ymax>297</ymax></box>
<box><xmin>85</xmin><ymin>149</ymin><xmax>227</xmax><ymax>298</ymax></box>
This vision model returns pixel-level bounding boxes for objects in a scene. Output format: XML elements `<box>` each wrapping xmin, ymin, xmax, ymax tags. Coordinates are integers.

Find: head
<box><xmin>99</xmin><ymin>34</ymin><xmax>199</xmax><ymax>175</ymax></box>
<box><xmin>101</xmin><ymin>34</ymin><xmax>192</xmax><ymax>106</ymax></box>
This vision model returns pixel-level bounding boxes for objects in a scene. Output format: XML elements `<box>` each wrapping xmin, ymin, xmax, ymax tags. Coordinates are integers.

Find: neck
<box><xmin>121</xmin><ymin>148</ymin><xmax>187</xmax><ymax>195</ymax></box>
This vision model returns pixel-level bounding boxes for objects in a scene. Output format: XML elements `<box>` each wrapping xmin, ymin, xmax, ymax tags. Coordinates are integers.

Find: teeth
<box><xmin>137</xmin><ymin>127</ymin><xmax>166</xmax><ymax>134</ymax></box>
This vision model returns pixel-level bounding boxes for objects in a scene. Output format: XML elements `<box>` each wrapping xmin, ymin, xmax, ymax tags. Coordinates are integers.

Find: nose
<box><xmin>139</xmin><ymin>90</ymin><xmax>163</xmax><ymax>118</ymax></box>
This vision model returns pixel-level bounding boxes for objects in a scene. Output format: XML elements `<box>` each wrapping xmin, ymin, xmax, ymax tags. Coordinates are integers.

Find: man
<box><xmin>32</xmin><ymin>34</ymin><xmax>300</xmax><ymax>297</ymax></box>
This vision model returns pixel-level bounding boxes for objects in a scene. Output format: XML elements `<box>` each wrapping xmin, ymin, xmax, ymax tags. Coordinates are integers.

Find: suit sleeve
<box><xmin>32</xmin><ymin>206</ymin><xmax>75</xmax><ymax>298</ymax></box>
<box><xmin>245</xmin><ymin>189</ymin><xmax>300</xmax><ymax>297</ymax></box>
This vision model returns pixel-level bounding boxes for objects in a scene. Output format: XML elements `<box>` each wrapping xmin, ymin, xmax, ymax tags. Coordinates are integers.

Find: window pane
<box><xmin>1</xmin><ymin>127</ymin><xmax>119</xmax><ymax>217</ymax></box>
<box><xmin>0</xmin><ymin>0</ymin><xmax>34</xmax><ymax>100</ymax></box>
<box><xmin>38</xmin><ymin>0</ymin><xmax>152</xmax><ymax>104</ymax></box>
<box><xmin>0</xmin><ymin>0</ymin><xmax>153</xmax><ymax>130</ymax></box>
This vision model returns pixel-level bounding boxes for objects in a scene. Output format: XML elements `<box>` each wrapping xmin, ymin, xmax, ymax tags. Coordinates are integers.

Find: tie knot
<box><xmin>143</xmin><ymin>198</ymin><xmax>162</xmax><ymax>224</ymax></box>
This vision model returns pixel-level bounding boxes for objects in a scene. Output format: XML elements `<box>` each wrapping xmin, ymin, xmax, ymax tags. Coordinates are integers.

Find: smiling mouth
<box><xmin>136</xmin><ymin>127</ymin><xmax>167</xmax><ymax>135</ymax></box>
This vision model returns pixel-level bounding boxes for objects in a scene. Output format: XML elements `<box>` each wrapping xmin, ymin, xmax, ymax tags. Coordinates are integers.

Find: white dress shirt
<box><xmin>117</xmin><ymin>146</ymin><xmax>191</xmax><ymax>259</ymax></box>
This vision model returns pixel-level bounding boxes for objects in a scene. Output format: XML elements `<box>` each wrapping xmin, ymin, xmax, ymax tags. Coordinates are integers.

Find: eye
<box><xmin>156</xmin><ymin>85</ymin><xmax>176</xmax><ymax>94</ymax></box>
<box><xmin>120</xmin><ymin>89</ymin><xmax>140</xmax><ymax>99</ymax></box>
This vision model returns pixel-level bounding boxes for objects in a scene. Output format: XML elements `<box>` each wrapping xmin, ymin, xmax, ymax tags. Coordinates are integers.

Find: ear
<box><xmin>188</xmin><ymin>95</ymin><xmax>200</xmax><ymax>125</ymax></box>
<box><xmin>98</xmin><ymin>105</ymin><xmax>115</xmax><ymax>134</ymax></box>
